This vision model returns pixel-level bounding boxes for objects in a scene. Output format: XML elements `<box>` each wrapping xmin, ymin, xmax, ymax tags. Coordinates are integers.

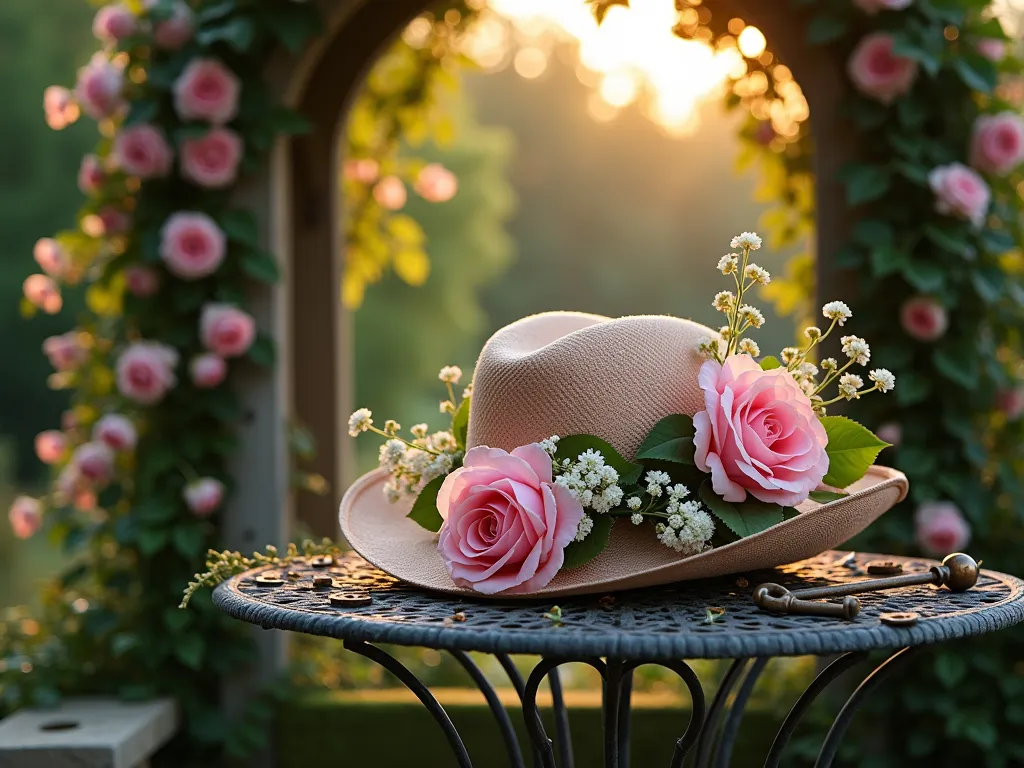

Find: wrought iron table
<box><xmin>213</xmin><ymin>550</ymin><xmax>1024</xmax><ymax>767</ymax></box>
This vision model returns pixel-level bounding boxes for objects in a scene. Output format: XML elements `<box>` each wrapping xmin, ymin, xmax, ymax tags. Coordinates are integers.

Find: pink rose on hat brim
<box><xmin>200</xmin><ymin>304</ymin><xmax>256</xmax><ymax>358</ymax></box>
<box><xmin>160</xmin><ymin>212</ymin><xmax>226</xmax><ymax>280</ymax></box>
<box><xmin>694</xmin><ymin>355</ymin><xmax>829</xmax><ymax>507</ymax></box>
<box><xmin>847</xmin><ymin>32</ymin><xmax>917</xmax><ymax>104</ymax></box>
<box><xmin>970</xmin><ymin>112</ymin><xmax>1024</xmax><ymax>176</ymax></box>
<box><xmin>181</xmin><ymin>128</ymin><xmax>244</xmax><ymax>189</ymax></box>
<box><xmin>437</xmin><ymin>444</ymin><xmax>585</xmax><ymax>595</ymax></box>
<box><xmin>173</xmin><ymin>58</ymin><xmax>240</xmax><ymax>125</ymax></box>
<box><xmin>915</xmin><ymin>501</ymin><xmax>971</xmax><ymax>557</ymax></box>
<box><xmin>928</xmin><ymin>163</ymin><xmax>990</xmax><ymax>228</ymax></box>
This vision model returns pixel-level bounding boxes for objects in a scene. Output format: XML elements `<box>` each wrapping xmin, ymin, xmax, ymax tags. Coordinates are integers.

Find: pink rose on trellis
<box><xmin>847</xmin><ymin>33</ymin><xmax>917</xmax><ymax>104</ymax></box>
<box><xmin>97</xmin><ymin>207</ymin><xmax>131</xmax><ymax>236</ymax></box>
<box><xmin>72</xmin><ymin>441</ymin><xmax>115</xmax><ymax>485</ymax></box>
<box><xmin>146</xmin><ymin>0</ymin><xmax>194</xmax><ymax>50</ymax></box>
<box><xmin>694</xmin><ymin>355</ymin><xmax>829</xmax><ymax>506</ymax></box>
<box><xmin>852</xmin><ymin>0</ymin><xmax>913</xmax><ymax>14</ymax></box>
<box><xmin>35</xmin><ymin>431</ymin><xmax>66</xmax><ymax>465</ymax></box>
<box><xmin>900</xmin><ymin>296</ymin><xmax>948</xmax><ymax>342</ymax></box>
<box><xmin>34</xmin><ymin>239</ymin><xmax>70</xmax><ymax>279</ymax></box>
<box><xmin>43</xmin><ymin>86</ymin><xmax>79</xmax><ymax>130</ymax></box>
<box><xmin>74</xmin><ymin>54</ymin><xmax>124</xmax><ymax>120</ymax></box>
<box><xmin>8</xmin><ymin>497</ymin><xmax>42</xmax><ymax>540</ymax></box>
<box><xmin>124</xmin><ymin>264</ymin><xmax>161</xmax><ymax>297</ymax></box>
<box><xmin>875</xmin><ymin>422</ymin><xmax>902</xmax><ymax>447</ymax></box>
<box><xmin>93</xmin><ymin>3</ymin><xmax>137</xmax><ymax>44</ymax></box>
<box><xmin>23</xmin><ymin>275</ymin><xmax>62</xmax><ymax>314</ymax></box>
<box><xmin>977</xmin><ymin>38</ymin><xmax>1006</xmax><ymax>62</ymax></box>
<box><xmin>928</xmin><ymin>163</ymin><xmax>989</xmax><ymax>228</ymax></box>
<box><xmin>160</xmin><ymin>212</ymin><xmax>227</xmax><ymax>279</ymax></box>
<box><xmin>113</xmin><ymin>124</ymin><xmax>173</xmax><ymax>179</ymax></box>
<box><xmin>996</xmin><ymin>387</ymin><xmax>1024</xmax><ymax>420</ymax></box>
<box><xmin>184</xmin><ymin>477</ymin><xmax>225</xmax><ymax>516</ymax></box>
<box><xmin>173</xmin><ymin>58</ymin><xmax>240</xmax><ymax>125</ymax></box>
<box><xmin>93</xmin><ymin>414</ymin><xmax>137</xmax><ymax>452</ymax></box>
<box><xmin>373</xmin><ymin>176</ymin><xmax>407</xmax><ymax>210</ymax></box>
<box><xmin>190</xmin><ymin>353</ymin><xmax>227</xmax><ymax>388</ymax></box>
<box><xmin>915</xmin><ymin>501</ymin><xmax>970</xmax><ymax>556</ymax></box>
<box><xmin>344</xmin><ymin>158</ymin><xmax>379</xmax><ymax>184</ymax></box>
<box><xmin>43</xmin><ymin>332</ymin><xmax>87</xmax><ymax>372</ymax></box>
<box><xmin>415</xmin><ymin>164</ymin><xmax>458</xmax><ymax>203</ymax></box>
<box><xmin>437</xmin><ymin>444</ymin><xmax>585</xmax><ymax>594</ymax></box>
<box><xmin>200</xmin><ymin>304</ymin><xmax>256</xmax><ymax>358</ymax></box>
<box><xmin>970</xmin><ymin>112</ymin><xmax>1024</xmax><ymax>176</ymax></box>
<box><xmin>180</xmin><ymin>128</ymin><xmax>244</xmax><ymax>189</ymax></box>
<box><xmin>78</xmin><ymin>155</ymin><xmax>105</xmax><ymax>194</ymax></box>
<box><xmin>116</xmin><ymin>341</ymin><xmax>179</xmax><ymax>405</ymax></box>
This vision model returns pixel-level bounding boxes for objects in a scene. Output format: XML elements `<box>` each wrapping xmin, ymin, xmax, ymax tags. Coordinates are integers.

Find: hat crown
<box><xmin>467</xmin><ymin>312</ymin><xmax>715</xmax><ymax>459</ymax></box>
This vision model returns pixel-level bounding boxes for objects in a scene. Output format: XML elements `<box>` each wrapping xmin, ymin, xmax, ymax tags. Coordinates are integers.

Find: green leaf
<box><xmin>220</xmin><ymin>210</ymin><xmax>260</xmax><ymax>246</ymax></box>
<box><xmin>196</xmin><ymin>0</ymin><xmax>236</xmax><ymax>23</ymax></box>
<box><xmin>124</xmin><ymin>100</ymin><xmax>159</xmax><ymax>126</ymax></box>
<box><xmin>902</xmin><ymin>260</ymin><xmax>945</xmax><ymax>292</ymax></box>
<box><xmin>452</xmin><ymin>398</ymin><xmax>470</xmax><ymax>450</ymax></box>
<box><xmin>870</xmin><ymin>246</ymin><xmax>907</xmax><ymax>277</ymax></box>
<box><xmin>924</xmin><ymin>224</ymin><xmax>974</xmax><ymax>259</ymax></box>
<box><xmin>821</xmin><ymin>416</ymin><xmax>889</xmax><ymax>488</ymax></box>
<box><xmin>407</xmin><ymin>474</ymin><xmax>445</xmax><ymax>532</ymax></box>
<box><xmin>175</xmin><ymin>634</ymin><xmax>205</xmax><ymax>671</ymax></box>
<box><xmin>954</xmin><ymin>55</ymin><xmax>997</xmax><ymax>94</ymax></box>
<box><xmin>265</xmin><ymin>3</ymin><xmax>322</xmax><ymax>54</ymax></box>
<box><xmin>172</xmin><ymin>526</ymin><xmax>207</xmax><ymax>559</ymax></box>
<box><xmin>248</xmin><ymin>334</ymin><xmax>276</xmax><ymax>367</ymax></box>
<box><xmin>635</xmin><ymin>414</ymin><xmax>695</xmax><ymax>465</ymax></box>
<box><xmin>240</xmin><ymin>249</ymin><xmax>280</xmax><ymax>283</ymax></box>
<box><xmin>137</xmin><ymin>528</ymin><xmax>169</xmax><ymax>556</ymax></box>
<box><xmin>933</xmin><ymin>345</ymin><xmax>979</xmax><ymax>390</ymax></box>
<box><xmin>934</xmin><ymin>653</ymin><xmax>967</xmax><ymax>687</ymax></box>
<box><xmin>852</xmin><ymin>220</ymin><xmax>894</xmax><ymax>250</ymax></box>
<box><xmin>699</xmin><ymin>481</ymin><xmax>785</xmax><ymax>538</ymax></box>
<box><xmin>196</xmin><ymin>17</ymin><xmax>256</xmax><ymax>52</ymax></box>
<box><xmin>808</xmin><ymin>490</ymin><xmax>849</xmax><ymax>503</ymax></box>
<box><xmin>843</xmin><ymin>165</ymin><xmax>891</xmax><ymax>205</ymax></box>
<box><xmin>807</xmin><ymin>14</ymin><xmax>846</xmax><ymax>44</ymax></box>
<box><xmin>759</xmin><ymin>356</ymin><xmax>781</xmax><ymax>370</ymax></box>
<box><xmin>555</xmin><ymin>434</ymin><xmax>643</xmax><ymax>486</ymax></box>
<box><xmin>134</xmin><ymin>497</ymin><xmax>177</xmax><ymax>523</ymax></box>
<box><xmin>561</xmin><ymin>514</ymin><xmax>613</xmax><ymax>569</ymax></box>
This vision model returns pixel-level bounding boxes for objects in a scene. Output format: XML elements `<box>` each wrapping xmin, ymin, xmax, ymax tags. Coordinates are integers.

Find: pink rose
<box><xmin>928</xmin><ymin>163</ymin><xmax>990</xmax><ymax>227</ymax></box>
<box><xmin>415</xmin><ymin>164</ymin><xmax>458</xmax><ymax>203</ymax></box>
<box><xmin>173</xmin><ymin>58</ymin><xmax>240</xmax><ymax>125</ymax></box>
<box><xmin>116</xmin><ymin>341</ymin><xmax>179</xmax><ymax>405</ymax></box>
<box><xmin>113</xmin><ymin>124</ymin><xmax>173</xmax><ymax>179</ymax></box>
<box><xmin>996</xmin><ymin>387</ymin><xmax>1024</xmax><ymax>420</ymax></box>
<box><xmin>200</xmin><ymin>303</ymin><xmax>256</xmax><ymax>358</ymax></box>
<box><xmin>875</xmin><ymin>422</ymin><xmax>902</xmax><ymax>447</ymax></box>
<box><xmin>57</xmin><ymin>465</ymin><xmax>85</xmax><ymax>501</ymax></box>
<box><xmin>159</xmin><ymin>212</ymin><xmax>226</xmax><ymax>279</ymax></box>
<box><xmin>9</xmin><ymin>497</ymin><xmax>42</xmax><ymax>540</ymax></box>
<box><xmin>190</xmin><ymin>353</ymin><xmax>228</xmax><ymax>388</ymax></box>
<box><xmin>43</xmin><ymin>332</ymin><xmax>87</xmax><ymax>371</ymax></box>
<box><xmin>124</xmin><ymin>264</ymin><xmax>161</xmax><ymax>297</ymax></box>
<box><xmin>852</xmin><ymin>0</ymin><xmax>913</xmax><ymax>14</ymax></box>
<box><xmin>74</xmin><ymin>54</ymin><xmax>124</xmax><ymax>120</ymax></box>
<box><xmin>95</xmin><ymin>207</ymin><xmax>131</xmax><ymax>236</ymax></box>
<box><xmin>148</xmin><ymin>0</ymin><xmax>193</xmax><ymax>50</ymax></box>
<box><xmin>34</xmin><ymin>239</ymin><xmax>70</xmax><ymax>279</ymax></box>
<box><xmin>72</xmin><ymin>441</ymin><xmax>115</xmax><ymax>485</ymax></box>
<box><xmin>847</xmin><ymin>33</ymin><xmax>917</xmax><ymax>104</ymax></box>
<box><xmin>93</xmin><ymin>414</ymin><xmax>137</xmax><ymax>452</ymax></box>
<box><xmin>915</xmin><ymin>501</ymin><xmax>970</xmax><ymax>556</ymax></box>
<box><xmin>437</xmin><ymin>444</ymin><xmax>585</xmax><ymax>594</ymax></box>
<box><xmin>900</xmin><ymin>296</ymin><xmax>948</xmax><ymax>342</ymax></box>
<box><xmin>970</xmin><ymin>112</ymin><xmax>1024</xmax><ymax>176</ymax></box>
<box><xmin>93</xmin><ymin>3</ymin><xmax>137</xmax><ymax>43</ymax></box>
<box><xmin>35</xmin><ymin>430</ymin><xmax>66</xmax><ymax>464</ymax></box>
<box><xmin>180</xmin><ymin>128</ymin><xmax>243</xmax><ymax>189</ymax></box>
<box><xmin>78</xmin><ymin>155</ymin><xmax>105</xmax><ymax>194</ymax></box>
<box><xmin>43</xmin><ymin>86</ymin><xmax>79</xmax><ymax>130</ymax></box>
<box><xmin>694</xmin><ymin>355</ymin><xmax>829</xmax><ymax>506</ymax></box>
<box><xmin>977</xmin><ymin>38</ymin><xmax>1006</xmax><ymax>62</ymax></box>
<box><xmin>373</xmin><ymin>176</ymin><xmax>407</xmax><ymax>210</ymax></box>
<box><xmin>344</xmin><ymin>158</ymin><xmax>379</xmax><ymax>184</ymax></box>
<box><xmin>24</xmin><ymin>275</ymin><xmax>62</xmax><ymax>314</ymax></box>
<box><xmin>184</xmin><ymin>477</ymin><xmax>225</xmax><ymax>516</ymax></box>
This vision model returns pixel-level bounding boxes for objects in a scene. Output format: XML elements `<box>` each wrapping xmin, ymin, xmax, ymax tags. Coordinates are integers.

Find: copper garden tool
<box><xmin>753</xmin><ymin>553</ymin><xmax>980</xmax><ymax>620</ymax></box>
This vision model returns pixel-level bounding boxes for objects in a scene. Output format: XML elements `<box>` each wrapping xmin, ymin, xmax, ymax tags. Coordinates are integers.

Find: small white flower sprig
<box><xmin>699</xmin><ymin>232</ymin><xmax>896</xmax><ymax>413</ymax></box>
<box><xmin>348</xmin><ymin>365</ymin><xmax>467</xmax><ymax>502</ymax></box>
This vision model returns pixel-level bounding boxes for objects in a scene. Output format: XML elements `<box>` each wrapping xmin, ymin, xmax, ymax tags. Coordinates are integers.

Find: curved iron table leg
<box><xmin>523</xmin><ymin>658</ymin><xmax>606</xmax><ymax>768</ymax></box>
<box><xmin>763</xmin><ymin>651</ymin><xmax>868</xmax><ymax>768</ymax></box>
<box><xmin>547</xmin><ymin>667</ymin><xmax>574</xmax><ymax>768</ymax></box>
<box><xmin>814</xmin><ymin>647</ymin><xmax>916</xmax><ymax>768</ymax></box>
<box><xmin>615</xmin><ymin>667</ymin><xmax>634</xmax><ymax>768</ymax></box>
<box><xmin>712</xmin><ymin>657</ymin><xmax>769</xmax><ymax>768</ymax></box>
<box><xmin>618</xmin><ymin>659</ymin><xmax>705</xmax><ymax>768</ymax></box>
<box><xmin>497</xmin><ymin>654</ymin><xmax>544</xmax><ymax>768</ymax></box>
<box><xmin>342</xmin><ymin>639</ymin><xmax>473</xmax><ymax>768</ymax></box>
<box><xmin>449</xmin><ymin>650</ymin><xmax>525</xmax><ymax>768</ymax></box>
<box><xmin>694</xmin><ymin>657</ymin><xmax>749</xmax><ymax>767</ymax></box>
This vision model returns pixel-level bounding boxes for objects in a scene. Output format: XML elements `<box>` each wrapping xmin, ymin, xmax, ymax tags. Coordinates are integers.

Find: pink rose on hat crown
<box><xmin>116</xmin><ymin>341</ymin><xmax>178</xmax><ymax>405</ymax></box>
<box><xmin>693</xmin><ymin>355</ymin><xmax>829</xmax><ymax>507</ymax></box>
<box><xmin>114</xmin><ymin>124</ymin><xmax>173</xmax><ymax>179</ymax></box>
<box><xmin>200</xmin><ymin>304</ymin><xmax>256</xmax><ymax>358</ymax></box>
<box><xmin>915</xmin><ymin>501</ymin><xmax>970</xmax><ymax>557</ymax></box>
<box><xmin>160</xmin><ymin>212</ymin><xmax>226</xmax><ymax>279</ymax></box>
<box><xmin>437</xmin><ymin>444</ymin><xmax>585</xmax><ymax>594</ymax></box>
<box><xmin>190</xmin><ymin>353</ymin><xmax>228</xmax><ymax>388</ymax></box>
<box><xmin>847</xmin><ymin>32</ymin><xmax>917</xmax><ymax>104</ymax></box>
<box><xmin>181</xmin><ymin>128</ymin><xmax>244</xmax><ymax>189</ymax></box>
<box><xmin>173</xmin><ymin>58</ymin><xmax>240</xmax><ymax>125</ymax></box>
<box><xmin>9</xmin><ymin>497</ymin><xmax>42</xmax><ymax>540</ymax></box>
<box><xmin>928</xmin><ymin>163</ymin><xmax>990</xmax><ymax>227</ymax></box>
<box><xmin>900</xmin><ymin>296</ymin><xmax>948</xmax><ymax>341</ymax></box>
<box><xmin>970</xmin><ymin>112</ymin><xmax>1024</xmax><ymax>176</ymax></box>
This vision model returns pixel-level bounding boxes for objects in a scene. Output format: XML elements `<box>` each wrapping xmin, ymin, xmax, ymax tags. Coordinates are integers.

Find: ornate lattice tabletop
<box><xmin>214</xmin><ymin>550</ymin><xmax>1024</xmax><ymax>768</ymax></box>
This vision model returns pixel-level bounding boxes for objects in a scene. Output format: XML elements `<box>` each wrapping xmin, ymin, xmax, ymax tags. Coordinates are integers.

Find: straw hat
<box><xmin>340</xmin><ymin>312</ymin><xmax>908</xmax><ymax>598</ymax></box>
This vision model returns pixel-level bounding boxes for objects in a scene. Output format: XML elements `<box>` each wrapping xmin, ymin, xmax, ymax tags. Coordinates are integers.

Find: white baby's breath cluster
<box><xmin>552</xmin><ymin>445</ymin><xmax>624</xmax><ymax>516</ymax></box>
<box><xmin>347</xmin><ymin>365</ymin><xmax>467</xmax><ymax>502</ymax></box>
<box><xmin>700</xmin><ymin>232</ymin><xmax>895</xmax><ymax>413</ymax></box>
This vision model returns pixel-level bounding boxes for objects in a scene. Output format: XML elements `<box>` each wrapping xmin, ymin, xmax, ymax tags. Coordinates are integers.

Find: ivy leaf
<box><xmin>175</xmin><ymin>634</ymin><xmax>205</xmax><ymax>671</ymax></box>
<box><xmin>196</xmin><ymin>17</ymin><xmax>256</xmax><ymax>53</ymax></box>
<box><xmin>555</xmin><ymin>435</ymin><xmax>643</xmax><ymax>485</ymax></box>
<box><xmin>124</xmin><ymin>100</ymin><xmax>159</xmax><ymax>126</ymax></box>
<box><xmin>196</xmin><ymin>0</ymin><xmax>237</xmax><ymax>24</ymax></box>
<box><xmin>902</xmin><ymin>260</ymin><xmax>945</xmax><ymax>292</ymax></box>
<box><xmin>265</xmin><ymin>3</ymin><xmax>322</xmax><ymax>54</ymax></box>
<box><xmin>870</xmin><ymin>246</ymin><xmax>907</xmax><ymax>277</ymax></box>
<box><xmin>808</xmin><ymin>490</ymin><xmax>849</xmax><ymax>503</ymax></box>
<box><xmin>172</xmin><ymin>526</ymin><xmax>207</xmax><ymax>559</ymax></box>
<box><xmin>137</xmin><ymin>528</ymin><xmax>169</xmax><ymax>556</ymax></box>
<box><xmin>452</xmin><ymin>398</ymin><xmax>470</xmax><ymax>450</ymax></box>
<box><xmin>221</xmin><ymin>210</ymin><xmax>261</xmax><ymax>246</ymax></box>
<box><xmin>407</xmin><ymin>474</ymin><xmax>445</xmax><ymax>532</ymax></box>
<box><xmin>248</xmin><ymin>334</ymin><xmax>276</xmax><ymax>367</ymax></box>
<box><xmin>561</xmin><ymin>514</ymin><xmax>613</xmax><ymax>569</ymax></box>
<box><xmin>635</xmin><ymin>415</ymin><xmax>695</xmax><ymax>465</ymax></box>
<box><xmin>821</xmin><ymin>416</ymin><xmax>889</xmax><ymax>488</ymax></box>
<box><xmin>699</xmin><ymin>482</ymin><xmax>785</xmax><ymax>538</ymax></box>
<box><xmin>924</xmin><ymin>224</ymin><xmax>974</xmax><ymax>259</ymax></box>
<box><xmin>842</xmin><ymin>165</ymin><xmax>891</xmax><ymax>205</ymax></box>
<box><xmin>933</xmin><ymin>344</ymin><xmax>979</xmax><ymax>390</ymax></box>
<box><xmin>241</xmin><ymin>249</ymin><xmax>281</xmax><ymax>283</ymax></box>
<box><xmin>954</xmin><ymin>55</ymin><xmax>997</xmax><ymax>94</ymax></box>
<box><xmin>852</xmin><ymin>220</ymin><xmax>894</xmax><ymax>250</ymax></box>
<box><xmin>759</xmin><ymin>356</ymin><xmax>781</xmax><ymax>370</ymax></box>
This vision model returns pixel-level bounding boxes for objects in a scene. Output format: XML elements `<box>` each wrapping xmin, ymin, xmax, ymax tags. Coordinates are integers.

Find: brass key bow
<box><xmin>753</xmin><ymin>553</ymin><xmax>980</xmax><ymax>620</ymax></box>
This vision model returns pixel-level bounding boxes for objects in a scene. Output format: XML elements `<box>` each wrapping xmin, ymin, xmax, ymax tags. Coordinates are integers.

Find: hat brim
<box><xmin>339</xmin><ymin>465</ymin><xmax>908</xmax><ymax>598</ymax></box>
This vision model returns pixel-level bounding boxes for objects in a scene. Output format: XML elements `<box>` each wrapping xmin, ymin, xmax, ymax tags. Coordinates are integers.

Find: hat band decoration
<box><xmin>347</xmin><ymin>231</ymin><xmax>897</xmax><ymax>596</ymax></box>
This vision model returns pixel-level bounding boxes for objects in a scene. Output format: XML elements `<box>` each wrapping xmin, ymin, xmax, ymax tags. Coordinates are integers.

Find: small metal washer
<box><xmin>309</xmin><ymin>555</ymin><xmax>334</xmax><ymax>568</ymax></box>
<box><xmin>255</xmin><ymin>575</ymin><xmax>284</xmax><ymax>587</ymax></box>
<box><xmin>867</xmin><ymin>561</ymin><xmax>904</xmax><ymax>576</ymax></box>
<box><xmin>880</xmin><ymin>611</ymin><xmax>919</xmax><ymax>627</ymax></box>
<box><xmin>330</xmin><ymin>592</ymin><xmax>372</xmax><ymax>607</ymax></box>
